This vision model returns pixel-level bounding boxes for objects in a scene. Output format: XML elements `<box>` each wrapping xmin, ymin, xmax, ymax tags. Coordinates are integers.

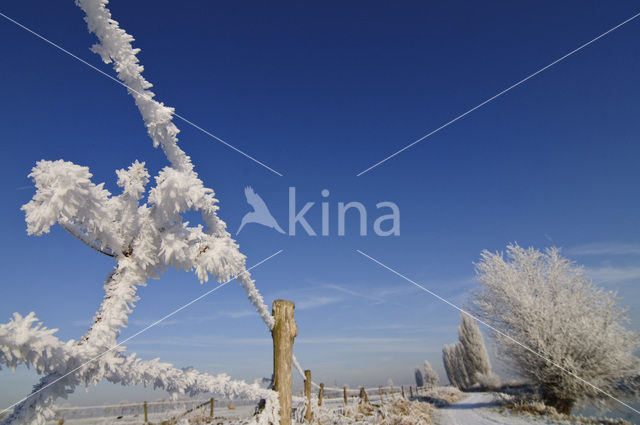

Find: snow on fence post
<box><xmin>209</xmin><ymin>398</ymin><xmax>214</xmax><ymax>418</ymax></box>
<box><xmin>318</xmin><ymin>383</ymin><xmax>324</xmax><ymax>406</ymax></box>
<box><xmin>272</xmin><ymin>300</ymin><xmax>297</xmax><ymax>425</ymax></box>
<box><xmin>343</xmin><ymin>387</ymin><xmax>348</xmax><ymax>406</ymax></box>
<box><xmin>304</xmin><ymin>370</ymin><xmax>312</xmax><ymax>422</ymax></box>
<box><xmin>378</xmin><ymin>386</ymin><xmax>383</xmax><ymax>402</ymax></box>
<box><xmin>143</xmin><ymin>401</ymin><xmax>148</xmax><ymax>423</ymax></box>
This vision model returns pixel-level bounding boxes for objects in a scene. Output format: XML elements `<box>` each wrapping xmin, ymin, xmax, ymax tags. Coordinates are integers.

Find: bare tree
<box><xmin>472</xmin><ymin>244</ymin><xmax>639</xmax><ymax>414</ymax></box>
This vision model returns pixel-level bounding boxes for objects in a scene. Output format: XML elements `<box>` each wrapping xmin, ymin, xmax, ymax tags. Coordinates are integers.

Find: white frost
<box><xmin>1</xmin><ymin>1</ymin><xmax>282</xmax><ymax>424</ymax></box>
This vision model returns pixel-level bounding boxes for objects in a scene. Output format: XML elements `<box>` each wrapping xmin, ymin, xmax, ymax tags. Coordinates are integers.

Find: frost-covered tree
<box><xmin>452</xmin><ymin>343</ymin><xmax>472</xmax><ymax>390</ymax></box>
<box><xmin>414</xmin><ymin>368</ymin><xmax>424</xmax><ymax>388</ymax></box>
<box><xmin>441</xmin><ymin>315</ymin><xmax>493</xmax><ymax>391</ymax></box>
<box><xmin>442</xmin><ymin>343</ymin><xmax>471</xmax><ymax>390</ymax></box>
<box><xmin>442</xmin><ymin>345</ymin><xmax>455</xmax><ymax>387</ymax></box>
<box><xmin>457</xmin><ymin>313</ymin><xmax>492</xmax><ymax>381</ymax></box>
<box><xmin>423</xmin><ymin>360</ymin><xmax>439</xmax><ymax>388</ymax></box>
<box><xmin>472</xmin><ymin>244</ymin><xmax>639</xmax><ymax>414</ymax></box>
<box><xmin>0</xmin><ymin>1</ymin><xmax>281</xmax><ymax>424</ymax></box>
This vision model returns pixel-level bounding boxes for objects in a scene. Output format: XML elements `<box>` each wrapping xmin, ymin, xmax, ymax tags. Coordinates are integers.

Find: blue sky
<box><xmin>1</xmin><ymin>0</ymin><xmax>639</xmax><ymax>415</ymax></box>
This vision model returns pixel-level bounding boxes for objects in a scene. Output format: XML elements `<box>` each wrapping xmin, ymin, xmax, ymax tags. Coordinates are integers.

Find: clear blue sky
<box><xmin>1</xmin><ymin>0</ymin><xmax>639</xmax><ymax>416</ymax></box>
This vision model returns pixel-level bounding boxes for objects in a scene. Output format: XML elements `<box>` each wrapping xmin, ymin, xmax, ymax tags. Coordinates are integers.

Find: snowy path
<box><xmin>436</xmin><ymin>392</ymin><xmax>553</xmax><ymax>425</ymax></box>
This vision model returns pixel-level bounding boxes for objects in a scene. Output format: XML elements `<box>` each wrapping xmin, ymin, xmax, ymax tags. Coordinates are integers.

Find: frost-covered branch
<box><xmin>0</xmin><ymin>0</ymin><xmax>282</xmax><ymax>423</ymax></box>
<box><xmin>0</xmin><ymin>313</ymin><xmax>72</xmax><ymax>375</ymax></box>
<box><xmin>1</xmin><ymin>312</ymin><xmax>279</xmax><ymax>425</ymax></box>
<box><xmin>21</xmin><ymin>160</ymin><xmax>122</xmax><ymax>254</ymax></box>
<box><xmin>61</xmin><ymin>221</ymin><xmax>115</xmax><ymax>257</ymax></box>
<box><xmin>72</xmin><ymin>0</ymin><xmax>272</xmax><ymax>324</ymax></box>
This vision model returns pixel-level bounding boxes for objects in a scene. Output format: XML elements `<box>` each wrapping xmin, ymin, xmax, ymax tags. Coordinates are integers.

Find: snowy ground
<box><xmin>39</xmin><ymin>392</ymin><xmax>633</xmax><ymax>424</ymax></box>
<box><xmin>435</xmin><ymin>392</ymin><xmax>605</xmax><ymax>425</ymax></box>
<box><xmin>437</xmin><ymin>392</ymin><xmax>536</xmax><ymax>425</ymax></box>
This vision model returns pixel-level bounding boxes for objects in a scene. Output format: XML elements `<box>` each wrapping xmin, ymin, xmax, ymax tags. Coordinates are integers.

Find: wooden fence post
<box><xmin>378</xmin><ymin>386</ymin><xmax>383</xmax><ymax>402</ymax></box>
<box><xmin>401</xmin><ymin>386</ymin><xmax>405</xmax><ymax>399</ymax></box>
<box><xmin>318</xmin><ymin>383</ymin><xmax>324</xmax><ymax>406</ymax></box>
<box><xmin>143</xmin><ymin>401</ymin><xmax>148</xmax><ymax>423</ymax></box>
<box><xmin>343</xmin><ymin>386</ymin><xmax>348</xmax><ymax>406</ymax></box>
<box><xmin>409</xmin><ymin>386</ymin><xmax>414</xmax><ymax>398</ymax></box>
<box><xmin>272</xmin><ymin>300</ymin><xmax>297</xmax><ymax>425</ymax></box>
<box><xmin>359</xmin><ymin>387</ymin><xmax>369</xmax><ymax>404</ymax></box>
<box><xmin>304</xmin><ymin>370</ymin><xmax>312</xmax><ymax>422</ymax></box>
<box><xmin>209</xmin><ymin>397</ymin><xmax>214</xmax><ymax>418</ymax></box>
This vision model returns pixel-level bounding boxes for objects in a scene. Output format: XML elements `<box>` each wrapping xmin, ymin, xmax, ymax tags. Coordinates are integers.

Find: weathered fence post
<box><xmin>272</xmin><ymin>300</ymin><xmax>297</xmax><ymax>425</ymax></box>
<box><xmin>304</xmin><ymin>370</ymin><xmax>313</xmax><ymax>422</ymax></box>
<box><xmin>318</xmin><ymin>383</ymin><xmax>324</xmax><ymax>406</ymax></box>
<box><xmin>378</xmin><ymin>386</ymin><xmax>383</xmax><ymax>402</ymax></box>
<box><xmin>401</xmin><ymin>386</ymin><xmax>405</xmax><ymax>399</ymax></box>
<box><xmin>343</xmin><ymin>386</ymin><xmax>348</xmax><ymax>406</ymax></box>
<box><xmin>409</xmin><ymin>386</ymin><xmax>414</xmax><ymax>398</ymax></box>
<box><xmin>359</xmin><ymin>387</ymin><xmax>369</xmax><ymax>404</ymax></box>
<box><xmin>143</xmin><ymin>401</ymin><xmax>148</xmax><ymax>423</ymax></box>
<box><xmin>209</xmin><ymin>397</ymin><xmax>214</xmax><ymax>418</ymax></box>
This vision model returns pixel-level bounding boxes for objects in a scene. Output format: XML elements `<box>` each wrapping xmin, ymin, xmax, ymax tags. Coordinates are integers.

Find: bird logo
<box><xmin>236</xmin><ymin>186</ymin><xmax>285</xmax><ymax>235</ymax></box>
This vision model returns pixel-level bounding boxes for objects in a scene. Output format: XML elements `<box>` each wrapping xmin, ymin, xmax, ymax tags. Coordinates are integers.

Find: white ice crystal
<box><xmin>0</xmin><ymin>1</ymin><xmax>280</xmax><ymax>424</ymax></box>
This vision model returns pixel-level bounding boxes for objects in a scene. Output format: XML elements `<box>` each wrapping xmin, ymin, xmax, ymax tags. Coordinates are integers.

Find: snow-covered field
<box><xmin>38</xmin><ymin>398</ymin><xmax>262</xmax><ymax>425</ymax></box>
<box><xmin>45</xmin><ymin>405</ymin><xmax>255</xmax><ymax>425</ymax></box>
<box><xmin>40</xmin><ymin>391</ymin><xmax>631</xmax><ymax>425</ymax></box>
